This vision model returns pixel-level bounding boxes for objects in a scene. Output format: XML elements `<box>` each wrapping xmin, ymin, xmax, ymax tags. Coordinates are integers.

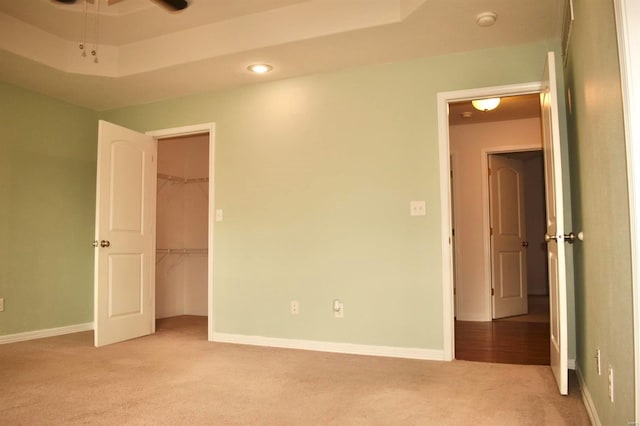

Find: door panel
<box><xmin>541</xmin><ymin>51</ymin><xmax>568</xmax><ymax>395</ymax></box>
<box><xmin>110</xmin><ymin>142</ymin><xmax>144</xmax><ymax>232</ymax></box>
<box><xmin>109</xmin><ymin>254</ymin><xmax>143</xmax><ymax>317</ymax></box>
<box><xmin>490</xmin><ymin>154</ymin><xmax>528</xmax><ymax>318</ymax></box>
<box><xmin>95</xmin><ymin>120</ymin><xmax>156</xmax><ymax>347</ymax></box>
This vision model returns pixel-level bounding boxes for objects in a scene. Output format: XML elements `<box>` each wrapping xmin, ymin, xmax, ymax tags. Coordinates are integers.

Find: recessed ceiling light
<box><xmin>247</xmin><ymin>64</ymin><xmax>273</xmax><ymax>74</ymax></box>
<box><xmin>476</xmin><ymin>12</ymin><xmax>497</xmax><ymax>27</ymax></box>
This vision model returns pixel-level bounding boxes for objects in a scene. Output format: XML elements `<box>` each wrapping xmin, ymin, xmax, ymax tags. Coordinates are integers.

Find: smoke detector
<box><xmin>476</xmin><ymin>12</ymin><xmax>497</xmax><ymax>27</ymax></box>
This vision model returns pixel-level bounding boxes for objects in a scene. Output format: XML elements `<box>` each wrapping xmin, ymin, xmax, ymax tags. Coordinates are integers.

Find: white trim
<box><xmin>212</xmin><ymin>333</ymin><xmax>445</xmax><ymax>361</ymax></box>
<box><xmin>0</xmin><ymin>322</ymin><xmax>94</xmax><ymax>345</ymax></box>
<box><xmin>146</xmin><ymin>123</ymin><xmax>216</xmax><ymax>342</ymax></box>
<box><xmin>438</xmin><ymin>82</ymin><xmax>542</xmax><ymax>360</ymax></box>
<box><xmin>576</xmin><ymin>364</ymin><xmax>603</xmax><ymax>426</ymax></box>
<box><xmin>614</xmin><ymin>0</ymin><xmax>640</xmax><ymax>421</ymax></box>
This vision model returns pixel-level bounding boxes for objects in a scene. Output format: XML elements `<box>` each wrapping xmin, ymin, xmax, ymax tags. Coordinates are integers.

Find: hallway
<box><xmin>455</xmin><ymin>295</ymin><xmax>550</xmax><ymax>365</ymax></box>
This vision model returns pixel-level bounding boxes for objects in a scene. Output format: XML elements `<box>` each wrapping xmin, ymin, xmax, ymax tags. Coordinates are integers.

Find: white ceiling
<box><xmin>0</xmin><ymin>0</ymin><xmax>564</xmax><ymax>111</ymax></box>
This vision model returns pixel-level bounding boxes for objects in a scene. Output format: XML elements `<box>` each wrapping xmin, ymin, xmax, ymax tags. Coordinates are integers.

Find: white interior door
<box><xmin>540</xmin><ymin>52</ymin><xmax>568</xmax><ymax>395</ymax></box>
<box><xmin>490</xmin><ymin>154</ymin><xmax>528</xmax><ymax>319</ymax></box>
<box><xmin>94</xmin><ymin>120</ymin><xmax>156</xmax><ymax>347</ymax></box>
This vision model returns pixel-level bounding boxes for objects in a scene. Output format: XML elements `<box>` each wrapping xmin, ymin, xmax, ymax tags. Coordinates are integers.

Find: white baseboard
<box><xmin>212</xmin><ymin>332</ymin><xmax>445</xmax><ymax>361</ymax></box>
<box><xmin>576</xmin><ymin>363</ymin><xmax>602</xmax><ymax>426</ymax></box>
<box><xmin>0</xmin><ymin>322</ymin><xmax>94</xmax><ymax>345</ymax></box>
<box><xmin>569</xmin><ymin>358</ymin><xmax>576</xmax><ymax>370</ymax></box>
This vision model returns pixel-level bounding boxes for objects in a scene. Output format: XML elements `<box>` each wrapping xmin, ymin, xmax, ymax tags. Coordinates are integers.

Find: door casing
<box><xmin>437</xmin><ymin>82</ymin><xmax>542</xmax><ymax>360</ymax></box>
<box><xmin>613</xmin><ymin>0</ymin><xmax>640</xmax><ymax>419</ymax></box>
<box><xmin>147</xmin><ymin>123</ymin><xmax>216</xmax><ymax>341</ymax></box>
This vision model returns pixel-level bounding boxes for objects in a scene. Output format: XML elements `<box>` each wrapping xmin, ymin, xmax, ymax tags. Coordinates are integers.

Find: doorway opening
<box><xmin>445</xmin><ymin>90</ymin><xmax>551</xmax><ymax>365</ymax></box>
<box><xmin>453</xmin><ymin>147</ymin><xmax>550</xmax><ymax>364</ymax></box>
<box><xmin>147</xmin><ymin>123</ymin><xmax>216</xmax><ymax>342</ymax></box>
<box><xmin>155</xmin><ymin>133</ymin><xmax>210</xmax><ymax>339</ymax></box>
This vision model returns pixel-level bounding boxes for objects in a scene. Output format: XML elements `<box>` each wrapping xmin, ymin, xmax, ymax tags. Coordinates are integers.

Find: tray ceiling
<box><xmin>0</xmin><ymin>0</ymin><xmax>564</xmax><ymax>110</ymax></box>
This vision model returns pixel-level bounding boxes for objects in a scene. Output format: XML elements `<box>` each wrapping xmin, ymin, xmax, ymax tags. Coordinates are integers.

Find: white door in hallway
<box><xmin>489</xmin><ymin>154</ymin><xmax>528</xmax><ymax>319</ymax></box>
<box><xmin>541</xmin><ymin>51</ymin><xmax>568</xmax><ymax>395</ymax></box>
<box><xmin>94</xmin><ymin>120</ymin><xmax>156</xmax><ymax>347</ymax></box>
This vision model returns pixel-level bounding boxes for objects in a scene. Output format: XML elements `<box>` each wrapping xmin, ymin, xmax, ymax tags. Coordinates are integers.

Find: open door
<box><xmin>489</xmin><ymin>154</ymin><xmax>528</xmax><ymax>319</ymax></box>
<box><xmin>540</xmin><ymin>52</ymin><xmax>569</xmax><ymax>395</ymax></box>
<box><xmin>94</xmin><ymin>120</ymin><xmax>156</xmax><ymax>347</ymax></box>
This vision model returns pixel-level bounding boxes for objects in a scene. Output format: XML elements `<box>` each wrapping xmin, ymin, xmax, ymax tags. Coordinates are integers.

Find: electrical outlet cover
<box><xmin>410</xmin><ymin>201</ymin><xmax>426</xmax><ymax>216</ymax></box>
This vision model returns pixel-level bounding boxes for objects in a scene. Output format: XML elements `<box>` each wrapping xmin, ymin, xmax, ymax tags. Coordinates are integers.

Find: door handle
<box><xmin>522</xmin><ymin>241</ymin><xmax>529</xmax><ymax>247</ymax></box>
<box><xmin>100</xmin><ymin>240</ymin><xmax>111</xmax><ymax>248</ymax></box>
<box><xmin>544</xmin><ymin>232</ymin><xmax>577</xmax><ymax>244</ymax></box>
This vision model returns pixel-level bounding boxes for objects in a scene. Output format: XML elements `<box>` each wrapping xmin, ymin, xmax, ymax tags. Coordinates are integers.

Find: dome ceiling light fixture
<box><xmin>476</xmin><ymin>11</ymin><xmax>497</xmax><ymax>27</ymax></box>
<box><xmin>471</xmin><ymin>98</ymin><xmax>501</xmax><ymax>112</ymax></box>
<box><xmin>247</xmin><ymin>64</ymin><xmax>273</xmax><ymax>74</ymax></box>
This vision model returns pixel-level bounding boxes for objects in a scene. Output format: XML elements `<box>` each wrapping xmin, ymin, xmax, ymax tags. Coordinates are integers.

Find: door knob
<box><xmin>564</xmin><ymin>232</ymin><xmax>576</xmax><ymax>244</ymax></box>
<box><xmin>92</xmin><ymin>240</ymin><xmax>99</xmax><ymax>247</ymax></box>
<box><xmin>522</xmin><ymin>241</ymin><xmax>529</xmax><ymax>247</ymax></box>
<box><xmin>100</xmin><ymin>240</ymin><xmax>111</xmax><ymax>248</ymax></box>
<box><xmin>544</xmin><ymin>233</ymin><xmax>557</xmax><ymax>243</ymax></box>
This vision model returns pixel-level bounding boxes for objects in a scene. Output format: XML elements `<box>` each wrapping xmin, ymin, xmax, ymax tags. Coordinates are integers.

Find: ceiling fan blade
<box><xmin>54</xmin><ymin>0</ymin><xmax>126</xmax><ymax>4</ymax></box>
<box><xmin>154</xmin><ymin>0</ymin><xmax>188</xmax><ymax>11</ymax></box>
<box><xmin>54</xmin><ymin>0</ymin><xmax>188</xmax><ymax>12</ymax></box>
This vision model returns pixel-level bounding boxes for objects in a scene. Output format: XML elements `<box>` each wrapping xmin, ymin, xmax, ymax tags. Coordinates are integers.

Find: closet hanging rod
<box><xmin>156</xmin><ymin>248</ymin><xmax>208</xmax><ymax>254</ymax></box>
<box><xmin>157</xmin><ymin>173</ymin><xmax>209</xmax><ymax>184</ymax></box>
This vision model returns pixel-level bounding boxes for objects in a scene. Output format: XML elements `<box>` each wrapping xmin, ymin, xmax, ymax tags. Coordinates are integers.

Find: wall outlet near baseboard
<box><xmin>290</xmin><ymin>300</ymin><xmax>299</xmax><ymax>315</ymax></box>
<box><xmin>0</xmin><ymin>298</ymin><xmax>4</xmax><ymax>312</ymax></box>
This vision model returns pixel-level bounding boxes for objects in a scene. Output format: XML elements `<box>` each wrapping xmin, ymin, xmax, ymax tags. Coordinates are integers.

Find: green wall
<box><xmin>102</xmin><ymin>41</ymin><xmax>558</xmax><ymax>350</ymax></box>
<box><xmin>0</xmin><ymin>83</ymin><xmax>98</xmax><ymax>335</ymax></box>
<box><xmin>0</xmin><ymin>39</ymin><xmax>581</xmax><ymax>362</ymax></box>
<box><xmin>564</xmin><ymin>0</ymin><xmax>635</xmax><ymax>422</ymax></box>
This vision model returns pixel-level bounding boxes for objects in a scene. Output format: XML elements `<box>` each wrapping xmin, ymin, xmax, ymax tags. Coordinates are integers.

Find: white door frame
<box><xmin>146</xmin><ymin>123</ymin><xmax>216</xmax><ymax>342</ymax></box>
<box><xmin>437</xmin><ymin>82</ymin><xmax>541</xmax><ymax>360</ymax></box>
<box><xmin>614</xmin><ymin>0</ymin><xmax>640</xmax><ymax>419</ymax></box>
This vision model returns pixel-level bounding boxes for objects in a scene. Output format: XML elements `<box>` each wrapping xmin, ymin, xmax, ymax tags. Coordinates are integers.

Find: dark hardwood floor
<box><xmin>455</xmin><ymin>296</ymin><xmax>550</xmax><ymax>365</ymax></box>
<box><xmin>455</xmin><ymin>320</ymin><xmax>550</xmax><ymax>365</ymax></box>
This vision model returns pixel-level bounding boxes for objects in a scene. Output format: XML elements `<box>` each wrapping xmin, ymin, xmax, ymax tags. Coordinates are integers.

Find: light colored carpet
<box><xmin>0</xmin><ymin>316</ymin><xmax>589</xmax><ymax>425</ymax></box>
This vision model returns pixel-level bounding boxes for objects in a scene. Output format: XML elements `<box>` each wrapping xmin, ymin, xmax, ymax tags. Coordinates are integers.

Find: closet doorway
<box><xmin>155</xmin><ymin>135</ymin><xmax>209</xmax><ymax>328</ymax></box>
<box><xmin>148</xmin><ymin>124</ymin><xmax>215</xmax><ymax>341</ymax></box>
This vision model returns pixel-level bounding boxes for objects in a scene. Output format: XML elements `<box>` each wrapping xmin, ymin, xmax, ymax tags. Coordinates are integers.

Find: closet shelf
<box><xmin>158</xmin><ymin>173</ymin><xmax>208</xmax><ymax>184</ymax></box>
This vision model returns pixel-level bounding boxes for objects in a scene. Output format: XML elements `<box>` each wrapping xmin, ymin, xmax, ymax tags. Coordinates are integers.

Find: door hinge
<box><xmin>491</xmin><ymin>288</ymin><xmax>495</xmax><ymax>296</ymax></box>
<box><xmin>488</xmin><ymin>167</ymin><xmax>492</xmax><ymax>176</ymax></box>
<box><xmin>490</xmin><ymin>227</ymin><xmax>493</xmax><ymax>236</ymax></box>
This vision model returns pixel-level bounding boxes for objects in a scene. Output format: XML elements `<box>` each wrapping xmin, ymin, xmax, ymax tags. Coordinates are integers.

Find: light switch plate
<box><xmin>215</xmin><ymin>209</ymin><xmax>223</xmax><ymax>222</ymax></box>
<box><xmin>410</xmin><ymin>201</ymin><xmax>426</xmax><ymax>216</ymax></box>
